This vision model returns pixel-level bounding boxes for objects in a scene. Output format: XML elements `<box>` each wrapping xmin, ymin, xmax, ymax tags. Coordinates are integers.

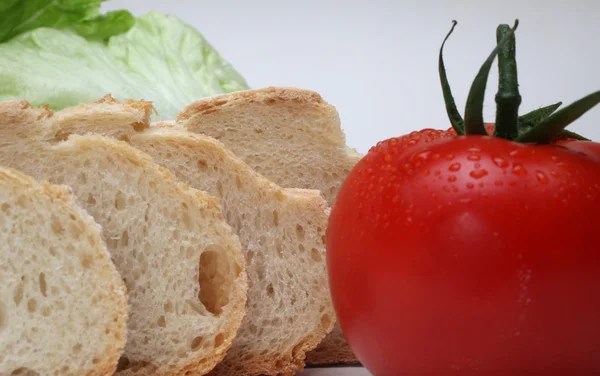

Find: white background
<box><xmin>104</xmin><ymin>0</ymin><xmax>600</xmax><ymax>154</ymax></box>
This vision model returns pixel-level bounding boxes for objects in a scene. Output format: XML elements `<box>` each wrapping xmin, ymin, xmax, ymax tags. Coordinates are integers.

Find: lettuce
<box><xmin>0</xmin><ymin>2</ymin><xmax>249</xmax><ymax>119</ymax></box>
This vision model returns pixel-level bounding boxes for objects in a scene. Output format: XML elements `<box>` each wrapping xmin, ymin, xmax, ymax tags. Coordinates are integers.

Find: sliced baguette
<box><xmin>176</xmin><ymin>86</ymin><xmax>363</xmax><ymax>205</ymax></box>
<box><xmin>0</xmin><ymin>101</ymin><xmax>248</xmax><ymax>376</ymax></box>
<box><xmin>35</xmin><ymin>95</ymin><xmax>335</xmax><ymax>376</ymax></box>
<box><xmin>0</xmin><ymin>166</ymin><xmax>127</xmax><ymax>376</ymax></box>
<box><xmin>176</xmin><ymin>87</ymin><xmax>362</xmax><ymax>365</ymax></box>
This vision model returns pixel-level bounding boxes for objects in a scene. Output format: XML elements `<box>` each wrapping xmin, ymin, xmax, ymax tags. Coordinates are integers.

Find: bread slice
<box><xmin>0</xmin><ymin>101</ymin><xmax>248</xmax><ymax>376</ymax></box>
<box><xmin>0</xmin><ymin>166</ymin><xmax>128</xmax><ymax>376</ymax></box>
<box><xmin>176</xmin><ymin>87</ymin><xmax>361</xmax><ymax>365</ymax></box>
<box><xmin>176</xmin><ymin>87</ymin><xmax>362</xmax><ymax>206</ymax></box>
<box><xmin>32</xmin><ymin>95</ymin><xmax>336</xmax><ymax>376</ymax></box>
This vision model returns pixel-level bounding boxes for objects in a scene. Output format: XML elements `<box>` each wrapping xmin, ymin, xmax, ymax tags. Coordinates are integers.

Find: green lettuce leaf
<box><xmin>0</xmin><ymin>0</ymin><xmax>134</xmax><ymax>43</ymax></box>
<box><xmin>0</xmin><ymin>12</ymin><xmax>249</xmax><ymax>120</ymax></box>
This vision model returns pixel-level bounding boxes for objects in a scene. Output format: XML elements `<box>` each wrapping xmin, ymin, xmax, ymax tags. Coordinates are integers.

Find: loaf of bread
<box><xmin>29</xmin><ymin>95</ymin><xmax>336</xmax><ymax>376</ymax></box>
<box><xmin>0</xmin><ymin>166</ymin><xmax>127</xmax><ymax>376</ymax></box>
<box><xmin>0</xmin><ymin>101</ymin><xmax>248</xmax><ymax>376</ymax></box>
<box><xmin>176</xmin><ymin>87</ymin><xmax>363</xmax><ymax>365</ymax></box>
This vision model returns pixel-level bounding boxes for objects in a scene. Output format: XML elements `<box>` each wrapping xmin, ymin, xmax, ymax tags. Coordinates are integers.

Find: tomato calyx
<box><xmin>439</xmin><ymin>20</ymin><xmax>599</xmax><ymax>144</ymax></box>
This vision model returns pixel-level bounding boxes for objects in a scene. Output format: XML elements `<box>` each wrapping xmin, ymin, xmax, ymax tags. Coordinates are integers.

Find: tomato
<box><xmin>327</xmin><ymin>130</ymin><xmax>600</xmax><ymax>375</ymax></box>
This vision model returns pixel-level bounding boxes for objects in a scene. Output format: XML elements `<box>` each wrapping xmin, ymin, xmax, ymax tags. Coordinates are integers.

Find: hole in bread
<box><xmin>27</xmin><ymin>299</ymin><xmax>37</xmax><ymax>313</ymax></box>
<box><xmin>275</xmin><ymin>191</ymin><xmax>285</xmax><ymax>202</ymax></box>
<box><xmin>197</xmin><ymin>160</ymin><xmax>208</xmax><ymax>169</ymax></box>
<box><xmin>321</xmin><ymin>235</ymin><xmax>326</xmax><ymax>245</ymax></box>
<box><xmin>157</xmin><ymin>315</ymin><xmax>166</xmax><ymax>328</ymax></box>
<box><xmin>235</xmin><ymin>175</ymin><xmax>242</xmax><ymax>189</ymax></box>
<box><xmin>164</xmin><ymin>300</ymin><xmax>174</xmax><ymax>313</ymax></box>
<box><xmin>266</xmin><ymin>283</ymin><xmax>274</xmax><ymax>298</ymax></box>
<box><xmin>118</xmin><ymin>134</ymin><xmax>130</xmax><ymax>143</ymax></box>
<box><xmin>115</xmin><ymin>191</ymin><xmax>126</xmax><ymax>210</ymax></box>
<box><xmin>13</xmin><ymin>279</ymin><xmax>24</xmax><ymax>306</ymax></box>
<box><xmin>106</xmin><ymin>237</ymin><xmax>118</xmax><ymax>249</ymax></box>
<box><xmin>1</xmin><ymin>203</ymin><xmax>10</xmax><ymax>214</ymax></box>
<box><xmin>321</xmin><ymin>314</ymin><xmax>332</xmax><ymax>329</ymax></box>
<box><xmin>296</xmin><ymin>225</ymin><xmax>305</xmax><ymax>241</ymax></box>
<box><xmin>216</xmin><ymin>181</ymin><xmax>223</xmax><ymax>197</ymax></box>
<box><xmin>273</xmin><ymin>210</ymin><xmax>279</xmax><ymax>226</ymax></box>
<box><xmin>191</xmin><ymin>336</ymin><xmax>204</xmax><ymax>351</ymax></box>
<box><xmin>77</xmin><ymin>173</ymin><xmax>87</xmax><ymax>185</ymax></box>
<box><xmin>298</xmin><ymin>244</ymin><xmax>305</xmax><ymax>252</ymax></box>
<box><xmin>132</xmin><ymin>122</ymin><xmax>146</xmax><ymax>132</ymax></box>
<box><xmin>121</xmin><ymin>231</ymin><xmax>129</xmax><ymax>247</ymax></box>
<box><xmin>254</xmin><ymin>128</ymin><xmax>264</xmax><ymax>134</ymax></box>
<box><xmin>276</xmin><ymin>242</ymin><xmax>283</xmax><ymax>257</ymax></box>
<box><xmin>87</xmin><ymin>193</ymin><xmax>96</xmax><ymax>205</ymax></box>
<box><xmin>198</xmin><ymin>246</ymin><xmax>231</xmax><ymax>315</ymax></box>
<box><xmin>0</xmin><ymin>302</ymin><xmax>5</xmax><ymax>331</ymax></box>
<box><xmin>51</xmin><ymin>216</ymin><xmax>64</xmax><ymax>235</ymax></box>
<box><xmin>72</xmin><ymin>343</ymin><xmax>82</xmax><ymax>354</ymax></box>
<box><xmin>40</xmin><ymin>306</ymin><xmax>51</xmax><ymax>317</ymax></box>
<box><xmin>53</xmin><ymin>130</ymin><xmax>70</xmax><ymax>142</ymax></box>
<box><xmin>10</xmin><ymin>368</ymin><xmax>39</xmax><ymax>376</ymax></box>
<box><xmin>39</xmin><ymin>273</ymin><xmax>47</xmax><ymax>297</ymax></box>
<box><xmin>311</xmin><ymin>248</ymin><xmax>323</xmax><ymax>262</ymax></box>
<box><xmin>214</xmin><ymin>333</ymin><xmax>225</xmax><ymax>348</ymax></box>
<box><xmin>275</xmin><ymin>359</ymin><xmax>285</xmax><ymax>368</ymax></box>
<box><xmin>80</xmin><ymin>254</ymin><xmax>93</xmax><ymax>268</ymax></box>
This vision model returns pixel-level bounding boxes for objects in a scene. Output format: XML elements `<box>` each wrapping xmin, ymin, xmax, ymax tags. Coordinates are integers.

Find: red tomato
<box><xmin>327</xmin><ymin>129</ymin><xmax>600</xmax><ymax>375</ymax></box>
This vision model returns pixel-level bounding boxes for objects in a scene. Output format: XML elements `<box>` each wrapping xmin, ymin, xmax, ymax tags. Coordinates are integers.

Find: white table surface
<box><xmin>298</xmin><ymin>368</ymin><xmax>371</xmax><ymax>376</ymax></box>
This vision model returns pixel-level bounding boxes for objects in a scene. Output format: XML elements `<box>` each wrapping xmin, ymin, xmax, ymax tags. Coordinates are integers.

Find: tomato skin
<box><xmin>327</xmin><ymin>132</ymin><xmax>600</xmax><ymax>375</ymax></box>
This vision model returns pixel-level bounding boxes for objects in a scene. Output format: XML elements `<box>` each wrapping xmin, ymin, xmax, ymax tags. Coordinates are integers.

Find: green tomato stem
<box><xmin>464</xmin><ymin>20</ymin><xmax>519</xmax><ymax>136</ymax></box>
<box><xmin>517</xmin><ymin>90</ymin><xmax>600</xmax><ymax>143</ymax></box>
<box><xmin>439</xmin><ymin>20</ymin><xmax>465</xmax><ymax>135</ymax></box>
<box><xmin>493</xmin><ymin>24</ymin><xmax>521</xmax><ymax>140</ymax></box>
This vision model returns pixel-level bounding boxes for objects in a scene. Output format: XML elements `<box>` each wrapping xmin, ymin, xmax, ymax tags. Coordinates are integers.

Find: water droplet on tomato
<box><xmin>470</xmin><ymin>169</ymin><xmax>489</xmax><ymax>179</ymax></box>
<box><xmin>384</xmin><ymin>154</ymin><xmax>392</xmax><ymax>162</ymax></box>
<box><xmin>492</xmin><ymin>157</ymin><xmax>509</xmax><ymax>168</ymax></box>
<box><xmin>467</xmin><ymin>147</ymin><xmax>482</xmax><ymax>153</ymax></box>
<box><xmin>495</xmin><ymin>180</ymin><xmax>504</xmax><ymax>187</ymax></box>
<box><xmin>432</xmin><ymin>153</ymin><xmax>441</xmax><ymax>160</ymax></box>
<box><xmin>535</xmin><ymin>171</ymin><xmax>549</xmax><ymax>184</ymax></box>
<box><xmin>392</xmin><ymin>195</ymin><xmax>400</xmax><ymax>203</ymax></box>
<box><xmin>423</xmin><ymin>169</ymin><xmax>430</xmax><ymax>177</ymax></box>
<box><xmin>448</xmin><ymin>163</ymin><xmax>461</xmax><ymax>172</ymax></box>
<box><xmin>466</xmin><ymin>183</ymin><xmax>474</xmax><ymax>189</ymax></box>
<box><xmin>460</xmin><ymin>197</ymin><xmax>472</xmax><ymax>204</ymax></box>
<box><xmin>434</xmin><ymin>170</ymin><xmax>441</xmax><ymax>176</ymax></box>
<box><xmin>509</xmin><ymin>150</ymin><xmax>519</xmax><ymax>157</ymax></box>
<box><xmin>512</xmin><ymin>164</ymin><xmax>527</xmax><ymax>176</ymax></box>
<box><xmin>448</xmin><ymin>175</ymin><xmax>457</xmax><ymax>183</ymax></box>
<box><xmin>445</xmin><ymin>153</ymin><xmax>455</xmax><ymax>161</ymax></box>
<box><xmin>467</xmin><ymin>154</ymin><xmax>481</xmax><ymax>161</ymax></box>
<box><xmin>406</xmin><ymin>217</ymin><xmax>413</xmax><ymax>223</ymax></box>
